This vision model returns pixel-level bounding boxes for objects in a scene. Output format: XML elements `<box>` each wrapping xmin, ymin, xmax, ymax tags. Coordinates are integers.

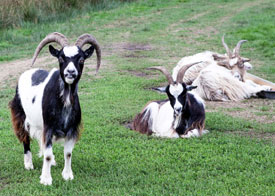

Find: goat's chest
<box><xmin>61</xmin><ymin>106</ymin><xmax>73</xmax><ymax>129</ymax></box>
<box><xmin>154</xmin><ymin>102</ymin><xmax>175</xmax><ymax>134</ymax></box>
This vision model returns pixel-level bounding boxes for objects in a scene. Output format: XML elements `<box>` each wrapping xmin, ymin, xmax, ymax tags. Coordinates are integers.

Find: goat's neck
<box><xmin>59</xmin><ymin>79</ymin><xmax>78</xmax><ymax>107</ymax></box>
<box><xmin>173</xmin><ymin>101</ymin><xmax>190</xmax><ymax>130</ymax></box>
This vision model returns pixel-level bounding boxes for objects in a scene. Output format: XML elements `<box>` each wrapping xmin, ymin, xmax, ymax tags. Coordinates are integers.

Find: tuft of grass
<box><xmin>0</xmin><ymin>0</ymin><xmax>135</xmax><ymax>29</ymax></box>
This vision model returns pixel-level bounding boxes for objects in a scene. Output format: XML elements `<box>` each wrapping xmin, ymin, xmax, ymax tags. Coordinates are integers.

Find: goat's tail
<box><xmin>9</xmin><ymin>87</ymin><xmax>29</xmax><ymax>143</ymax></box>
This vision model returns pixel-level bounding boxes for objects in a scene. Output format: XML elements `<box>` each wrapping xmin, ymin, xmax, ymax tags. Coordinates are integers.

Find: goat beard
<box><xmin>172</xmin><ymin>113</ymin><xmax>182</xmax><ymax>130</ymax></box>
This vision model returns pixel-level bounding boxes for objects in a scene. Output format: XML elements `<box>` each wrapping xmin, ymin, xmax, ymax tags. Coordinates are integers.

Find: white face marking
<box><xmin>229</xmin><ymin>58</ymin><xmax>238</xmax><ymax>67</ymax></box>
<box><xmin>63</xmin><ymin>46</ymin><xmax>79</xmax><ymax>58</ymax></box>
<box><xmin>64</xmin><ymin>62</ymin><xmax>78</xmax><ymax>84</ymax></box>
<box><xmin>169</xmin><ymin>84</ymin><xmax>184</xmax><ymax>115</ymax></box>
<box><xmin>169</xmin><ymin>84</ymin><xmax>183</xmax><ymax>97</ymax></box>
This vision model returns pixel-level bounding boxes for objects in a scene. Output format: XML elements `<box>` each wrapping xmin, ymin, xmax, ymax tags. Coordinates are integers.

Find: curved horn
<box><xmin>234</xmin><ymin>40</ymin><xmax>247</xmax><ymax>57</ymax></box>
<box><xmin>148</xmin><ymin>66</ymin><xmax>174</xmax><ymax>85</ymax></box>
<box><xmin>31</xmin><ymin>32</ymin><xmax>69</xmax><ymax>66</ymax></box>
<box><xmin>222</xmin><ymin>35</ymin><xmax>232</xmax><ymax>58</ymax></box>
<box><xmin>75</xmin><ymin>34</ymin><xmax>101</xmax><ymax>74</ymax></box>
<box><xmin>176</xmin><ymin>62</ymin><xmax>202</xmax><ymax>83</ymax></box>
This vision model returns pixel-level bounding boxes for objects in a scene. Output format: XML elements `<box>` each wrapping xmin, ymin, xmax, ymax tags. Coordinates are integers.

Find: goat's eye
<box><xmin>79</xmin><ymin>59</ymin><xmax>84</xmax><ymax>64</ymax></box>
<box><xmin>238</xmin><ymin>63</ymin><xmax>244</xmax><ymax>68</ymax></box>
<box><xmin>59</xmin><ymin>57</ymin><xmax>64</xmax><ymax>64</ymax></box>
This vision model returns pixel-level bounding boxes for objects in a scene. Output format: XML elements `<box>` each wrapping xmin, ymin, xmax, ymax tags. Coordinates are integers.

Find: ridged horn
<box><xmin>222</xmin><ymin>35</ymin><xmax>232</xmax><ymax>58</ymax></box>
<box><xmin>148</xmin><ymin>66</ymin><xmax>174</xmax><ymax>85</ymax></box>
<box><xmin>234</xmin><ymin>40</ymin><xmax>247</xmax><ymax>57</ymax></box>
<box><xmin>176</xmin><ymin>62</ymin><xmax>202</xmax><ymax>83</ymax></box>
<box><xmin>75</xmin><ymin>34</ymin><xmax>101</xmax><ymax>74</ymax></box>
<box><xmin>31</xmin><ymin>32</ymin><xmax>69</xmax><ymax>66</ymax></box>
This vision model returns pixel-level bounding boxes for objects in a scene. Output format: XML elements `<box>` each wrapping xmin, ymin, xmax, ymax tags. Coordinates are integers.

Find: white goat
<box><xmin>172</xmin><ymin>36</ymin><xmax>273</xmax><ymax>101</ymax></box>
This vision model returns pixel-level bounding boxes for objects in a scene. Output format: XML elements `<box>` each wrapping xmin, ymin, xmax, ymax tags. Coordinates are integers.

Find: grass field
<box><xmin>0</xmin><ymin>0</ymin><xmax>275</xmax><ymax>195</ymax></box>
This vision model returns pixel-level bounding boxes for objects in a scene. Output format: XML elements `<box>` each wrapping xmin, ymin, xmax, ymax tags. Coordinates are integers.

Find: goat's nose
<box><xmin>67</xmin><ymin>69</ymin><xmax>76</xmax><ymax>75</ymax></box>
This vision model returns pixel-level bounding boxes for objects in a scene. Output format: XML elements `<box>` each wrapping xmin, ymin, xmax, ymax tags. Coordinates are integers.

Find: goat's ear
<box><xmin>84</xmin><ymin>45</ymin><xmax>95</xmax><ymax>59</ymax></box>
<box><xmin>49</xmin><ymin>45</ymin><xmax>60</xmax><ymax>57</ymax></box>
<box><xmin>213</xmin><ymin>54</ymin><xmax>226</xmax><ymax>61</ymax></box>
<box><xmin>152</xmin><ymin>86</ymin><xmax>167</xmax><ymax>94</ymax></box>
<box><xmin>217</xmin><ymin>61</ymin><xmax>230</xmax><ymax>68</ymax></box>
<box><xmin>186</xmin><ymin>85</ymin><xmax>197</xmax><ymax>91</ymax></box>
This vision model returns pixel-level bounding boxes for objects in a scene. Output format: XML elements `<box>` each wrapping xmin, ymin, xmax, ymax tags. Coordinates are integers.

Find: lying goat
<box><xmin>9</xmin><ymin>32</ymin><xmax>101</xmax><ymax>185</ymax></box>
<box><xmin>131</xmin><ymin>63</ymin><xmax>208</xmax><ymax>138</ymax></box>
<box><xmin>172</xmin><ymin>36</ymin><xmax>272</xmax><ymax>101</ymax></box>
<box><xmin>173</xmin><ymin>36</ymin><xmax>252</xmax><ymax>83</ymax></box>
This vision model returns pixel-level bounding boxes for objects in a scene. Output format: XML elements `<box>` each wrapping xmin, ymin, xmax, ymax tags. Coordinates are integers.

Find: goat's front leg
<box><xmin>40</xmin><ymin>132</ymin><xmax>54</xmax><ymax>185</ymax></box>
<box><xmin>62</xmin><ymin>139</ymin><xmax>75</xmax><ymax>181</ymax></box>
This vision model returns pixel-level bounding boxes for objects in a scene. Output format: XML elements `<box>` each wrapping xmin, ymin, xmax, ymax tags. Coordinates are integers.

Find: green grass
<box><xmin>1</xmin><ymin>0</ymin><xmax>275</xmax><ymax>195</ymax></box>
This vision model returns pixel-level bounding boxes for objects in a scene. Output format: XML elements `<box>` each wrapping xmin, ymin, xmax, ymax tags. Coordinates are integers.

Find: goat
<box><xmin>9</xmin><ymin>32</ymin><xmax>101</xmax><ymax>185</ymax></box>
<box><xmin>173</xmin><ymin>36</ymin><xmax>252</xmax><ymax>84</ymax></box>
<box><xmin>172</xmin><ymin>36</ymin><xmax>272</xmax><ymax>101</ymax></box>
<box><xmin>131</xmin><ymin>63</ymin><xmax>208</xmax><ymax>138</ymax></box>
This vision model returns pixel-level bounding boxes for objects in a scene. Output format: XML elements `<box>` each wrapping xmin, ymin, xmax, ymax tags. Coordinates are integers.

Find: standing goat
<box><xmin>172</xmin><ymin>36</ymin><xmax>272</xmax><ymax>101</ymax></box>
<box><xmin>9</xmin><ymin>32</ymin><xmax>101</xmax><ymax>185</ymax></box>
<box><xmin>131</xmin><ymin>63</ymin><xmax>208</xmax><ymax>138</ymax></box>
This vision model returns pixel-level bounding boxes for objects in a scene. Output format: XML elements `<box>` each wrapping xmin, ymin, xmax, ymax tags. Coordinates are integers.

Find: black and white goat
<box><xmin>132</xmin><ymin>63</ymin><xmax>208</xmax><ymax>138</ymax></box>
<box><xmin>9</xmin><ymin>32</ymin><xmax>101</xmax><ymax>185</ymax></box>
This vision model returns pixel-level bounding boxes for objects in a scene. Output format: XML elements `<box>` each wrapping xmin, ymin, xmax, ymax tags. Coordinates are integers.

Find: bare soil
<box><xmin>0</xmin><ymin>56</ymin><xmax>55</xmax><ymax>89</ymax></box>
<box><xmin>206</xmin><ymin>99</ymin><xmax>275</xmax><ymax>124</ymax></box>
<box><xmin>226</xmin><ymin>131</ymin><xmax>275</xmax><ymax>143</ymax></box>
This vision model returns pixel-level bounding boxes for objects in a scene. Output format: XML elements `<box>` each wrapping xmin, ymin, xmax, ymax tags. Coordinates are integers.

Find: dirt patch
<box><xmin>123</xmin><ymin>43</ymin><xmax>152</xmax><ymax>51</ymax></box>
<box><xmin>0</xmin><ymin>56</ymin><xmax>56</xmax><ymax>89</ymax></box>
<box><xmin>206</xmin><ymin>98</ymin><xmax>275</xmax><ymax>124</ymax></box>
<box><xmin>127</xmin><ymin>70</ymin><xmax>149</xmax><ymax>77</ymax></box>
<box><xmin>227</xmin><ymin>131</ymin><xmax>275</xmax><ymax>143</ymax></box>
<box><xmin>124</xmin><ymin>53</ymin><xmax>149</xmax><ymax>58</ymax></box>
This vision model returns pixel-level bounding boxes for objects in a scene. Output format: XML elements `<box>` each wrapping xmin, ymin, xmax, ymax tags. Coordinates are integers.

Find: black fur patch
<box><xmin>42</xmin><ymin>71</ymin><xmax>81</xmax><ymax>147</ymax></box>
<box><xmin>176</xmin><ymin>93</ymin><xmax>205</xmax><ymax>135</ymax></box>
<box><xmin>31</xmin><ymin>70</ymin><xmax>49</xmax><ymax>86</ymax></box>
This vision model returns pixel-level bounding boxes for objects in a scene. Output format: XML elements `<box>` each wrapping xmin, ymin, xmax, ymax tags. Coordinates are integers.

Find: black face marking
<box><xmin>31</xmin><ymin>70</ymin><xmax>49</xmax><ymax>86</ymax></box>
<box><xmin>32</xmin><ymin>96</ymin><xmax>36</xmax><ymax>104</ymax></box>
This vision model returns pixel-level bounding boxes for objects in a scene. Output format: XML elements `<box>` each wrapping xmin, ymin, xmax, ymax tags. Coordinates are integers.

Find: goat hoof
<box><xmin>24</xmin><ymin>163</ymin><xmax>34</xmax><ymax>170</ymax></box>
<box><xmin>24</xmin><ymin>152</ymin><xmax>34</xmax><ymax>170</ymax></box>
<box><xmin>51</xmin><ymin>159</ymin><xmax>57</xmax><ymax>166</ymax></box>
<box><xmin>62</xmin><ymin>170</ymin><xmax>74</xmax><ymax>181</ymax></box>
<box><xmin>40</xmin><ymin>175</ymin><xmax>52</xmax><ymax>185</ymax></box>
